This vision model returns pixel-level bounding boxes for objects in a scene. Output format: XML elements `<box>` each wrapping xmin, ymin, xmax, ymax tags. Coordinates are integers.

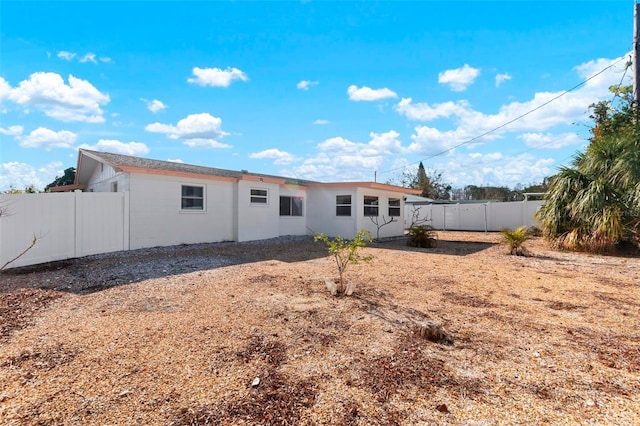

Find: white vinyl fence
<box><xmin>1</xmin><ymin>193</ymin><xmax>543</xmax><ymax>270</ymax></box>
<box><xmin>0</xmin><ymin>192</ymin><xmax>129</xmax><ymax>269</ymax></box>
<box><xmin>405</xmin><ymin>200</ymin><xmax>545</xmax><ymax>232</ymax></box>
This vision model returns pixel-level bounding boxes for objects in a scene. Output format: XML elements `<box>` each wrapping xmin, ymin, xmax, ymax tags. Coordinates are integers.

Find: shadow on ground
<box><xmin>2</xmin><ymin>235</ymin><xmax>499</xmax><ymax>297</ymax></box>
<box><xmin>0</xmin><ymin>237</ymin><xmax>328</xmax><ymax>296</ymax></box>
<box><xmin>373</xmin><ymin>236</ymin><xmax>497</xmax><ymax>256</ymax></box>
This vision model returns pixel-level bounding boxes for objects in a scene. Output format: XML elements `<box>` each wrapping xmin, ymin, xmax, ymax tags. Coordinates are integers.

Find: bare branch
<box><xmin>0</xmin><ymin>234</ymin><xmax>41</xmax><ymax>271</ymax></box>
<box><xmin>368</xmin><ymin>215</ymin><xmax>396</xmax><ymax>240</ymax></box>
<box><xmin>409</xmin><ymin>206</ymin><xmax>432</xmax><ymax>229</ymax></box>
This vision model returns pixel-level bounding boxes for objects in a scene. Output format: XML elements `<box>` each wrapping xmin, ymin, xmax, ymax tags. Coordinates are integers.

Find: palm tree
<box><xmin>536</xmin><ymin>86</ymin><xmax>640</xmax><ymax>253</ymax></box>
<box><xmin>500</xmin><ymin>226</ymin><xmax>531</xmax><ymax>256</ymax></box>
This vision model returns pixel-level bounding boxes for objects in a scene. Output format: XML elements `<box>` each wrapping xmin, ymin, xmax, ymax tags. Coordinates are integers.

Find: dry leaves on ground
<box><xmin>0</xmin><ymin>232</ymin><xmax>639</xmax><ymax>425</ymax></box>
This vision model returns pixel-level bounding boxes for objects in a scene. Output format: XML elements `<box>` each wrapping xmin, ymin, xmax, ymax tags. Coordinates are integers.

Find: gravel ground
<box><xmin>1</xmin><ymin>235</ymin><xmax>319</xmax><ymax>294</ymax></box>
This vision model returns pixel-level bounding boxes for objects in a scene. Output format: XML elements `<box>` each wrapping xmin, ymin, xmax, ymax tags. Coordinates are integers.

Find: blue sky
<box><xmin>0</xmin><ymin>1</ymin><xmax>633</xmax><ymax>191</ymax></box>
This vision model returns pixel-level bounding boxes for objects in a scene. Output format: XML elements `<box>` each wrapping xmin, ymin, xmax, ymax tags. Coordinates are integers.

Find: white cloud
<box><xmin>438</xmin><ymin>64</ymin><xmax>481</xmax><ymax>92</ymax></box>
<box><xmin>313</xmin><ymin>119</ymin><xmax>330</xmax><ymax>125</ymax></box>
<box><xmin>297</xmin><ymin>80</ymin><xmax>319</xmax><ymax>91</ymax></box>
<box><xmin>182</xmin><ymin>138</ymin><xmax>232</xmax><ymax>148</ymax></box>
<box><xmin>0</xmin><ymin>77</ymin><xmax>12</xmax><ymax>101</ymax></box>
<box><xmin>367</xmin><ymin>130</ymin><xmax>403</xmax><ymax>155</ymax></box>
<box><xmin>78</xmin><ymin>139</ymin><xmax>150</xmax><ymax>156</ymax></box>
<box><xmin>145</xmin><ymin>112</ymin><xmax>231</xmax><ymax>148</ymax></box>
<box><xmin>141</xmin><ymin>98</ymin><xmax>167</xmax><ymax>113</ymax></box>
<box><xmin>19</xmin><ymin>127</ymin><xmax>78</xmax><ymax>150</ymax></box>
<box><xmin>6</xmin><ymin>72</ymin><xmax>109</xmax><ymax>123</ymax></box>
<box><xmin>518</xmin><ymin>132</ymin><xmax>583</xmax><ymax>149</ymax></box>
<box><xmin>56</xmin><ymin>51</ymin><xmax>110</xmax><ymax>64</ymax></box>
<box><xmin>187</xmin><ymin>67</ymin><xmax>248</xmax><ymax>87</ymax></box>
<box><xmin>317</xmin><ymin>136</ymin><xmax>358</xmax><ymax>153</ymax></box>
<box><xmin>57</xmin><ymin>51</ymin><xmax>76</xmax><ymax>61</ymax></box>
<box><xmin>432</xmin><ymin>152</ymin><xmax>556</xmax><ymax>188</ymax></box>
<box><xmin>283</xmin><ymin>131</ymin><xmax>401</xmax><ymax>182</ymax></box>
<box><xmin>167</xmin><ymin>158</ymin><xmax>184</xmax><ymax>163</ymax></box>
<box><xmin>395</xmin><ymin>98</ymin><xmax>470</xmax><ymax>121</ymax></box>
<box><xmin>405</xmin><ymin>125</ymin><xmax>481</xmax><ymax>157</ymax></box>
<box><xmin>79</xmin><ymin>53</ymin><xmax>97</xmax><ymax>64</ymax></box>
<box><xmin>396</xmin><ymin>54</ymin><xmax>630</xmax><ymax>156</ymax></box>
<box><xmin>0</xmin><ymin>161</ymin><xmax>63</xmax><ymax>192</ymax></box>
<box><xmin>347</xmin><ymin>85</ymin><xmax>397</xmax><ymax>101</ymax></box>
<box><xmin>0</xmin><ymin>125</ymin><xmax>24</xmax><ymax>136</ymax></box>
<box><xmin>495</xmin><ymin>72</ymin><xmax>512</xmax><ymax>87</ymax></box>
<box><xmin>250</xmin><ymin>148</ymin><xmax>298</xmax><ymax>165</ymax></box>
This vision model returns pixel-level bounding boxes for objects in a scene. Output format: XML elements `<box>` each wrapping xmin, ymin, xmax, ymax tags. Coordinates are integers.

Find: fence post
<box><xmin>123</xmin><ymin>191</ymin><xmax>130</xmax><ymax>251</ymax></box>
<box><xmin>442</xmin><ymin>205</ymin><xmax>447</xmax><ymax>231</ymax></box>
<box><xmin>74</xmin><ymin>190</ymin><xmax>82</xmax><ymax>258</ymax></box>
<box><xmin>483</xmin><ymin>203</ymin><xmax>488</xmax><ymax>232</ymax></box>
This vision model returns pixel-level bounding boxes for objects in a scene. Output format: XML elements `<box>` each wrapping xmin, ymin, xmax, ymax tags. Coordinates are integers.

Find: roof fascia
<box><xmin>241</xmin><ymin>174</ymin><xmax>286</xmax><ymax>185</ymax></box>
<box><xmin>307</xmin><ymin>181</ymin><xmax>421</xmax><ymax>194</ymax></box>
<box><xmin>118</xmin><ymin>166</ymin><xmax>239</xmax><ymax>183</ymax></box>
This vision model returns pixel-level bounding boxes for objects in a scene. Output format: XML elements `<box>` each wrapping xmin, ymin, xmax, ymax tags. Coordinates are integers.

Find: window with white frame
<box><xmin>280</xmin><ymin>196</ymin><xmax>303</xmax><ymax>216</ymax></box>
<box><xmin>364</xmin><ymin>195</ymin><xmax>379</xmax><ymax>216</ymax></box>
<box><xmin>111</xmin><ymin>182</ymin><xmax>118</xmax><ymax>193</ymax></box>
<box><xmin>336</xmin><ymin>195</ymin><xmax>352</xmax><ymax>216</ymax></box>
<box><xmin>251</xmin><ymin>188</ymin><xmax>268</xmax><ymax>204</ymax></box>
<box><xmin>181</xmin><ymin>185</ymin><xmax>204</xmax><ymax>210</ymax></box>
<box><xmin>388</xmin><ymin>198</ymin><xmax>401</xmax><ymax>217</ymax></box>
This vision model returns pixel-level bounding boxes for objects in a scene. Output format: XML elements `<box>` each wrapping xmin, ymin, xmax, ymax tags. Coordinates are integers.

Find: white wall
<box><xmin>0</xmin><ymin>192</ymin><xmax>128</xmax><ymax>269</ymax></box>
<box><xmin>355</xmin><ymin>188</ymin><xmax>406</xmax><ymax>239</ymax></box>
<box><xmin>306</xmin><ymin>187</ymin><xmax>406</xmax><ymax>239</ymax></box>
<box><xmin>278</xmin><ymin>186</ymin><xmax>308</xmax><ymax>237</ymax></box>
<box><xmin>236</xmin><ymin>180</ymin><xmax>281</xmax><ymax>242</ymax></box>
<box><xmin>86</xmin><ymin>163</ymin><xmax>122</xmax><ymax>192</ymax></box>
<box><xmin>406</xmin><ymin>200</ymin><xmax>545</xmax><ymax>231</ymax></box>
<box><xmin>306</xmin><ymin>187</ymin><xmax>357</xmax><ymax>238</ymax></box>
<box><xmin>128</xmin><ymin>173</ymin><xmax>235</xmax><ymax>249</ymax></box>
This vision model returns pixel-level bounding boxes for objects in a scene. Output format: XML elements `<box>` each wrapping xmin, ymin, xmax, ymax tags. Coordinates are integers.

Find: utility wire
<box><xmin>460</xmin><ymin>60</ymin><xmax>631</xmax><ymax>175</ymax></box>
<box><xmin>379</xmin><ymin>55</ymin><xmax>628</xmax><ymax>176</ymax></box>
<box><xmin>611</xmin><ymin>56</ymin><xmax>632</xmax><ymax>104</ymax></box>
<box><xmin>438</xmin><ymin>133</ymin><xmax>580</xmax><ymax>176</ymax></box>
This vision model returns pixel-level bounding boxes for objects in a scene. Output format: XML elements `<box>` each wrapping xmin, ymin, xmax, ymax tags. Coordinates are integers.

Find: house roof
<box><xmin>404</xmin><ymin>194</ymin><xmax>434</xmax><ymax>203</ymax></box>
<box><xmin>76</xmin><ymin>149</ymin><xmax>317</xmax><ymax>186</ymax></box>
<box><xmin>48</xmin><ymin>184</ymin><xmax>86</xmax><ymax>192</ymax></box>
<box><xmin>75</xmin><ymin>149</ymin><xmax>419</xmax><ymax>194</ymax></box>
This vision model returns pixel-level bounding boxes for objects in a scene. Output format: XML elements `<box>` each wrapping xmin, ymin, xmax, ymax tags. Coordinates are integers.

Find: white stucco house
<box><xmin>60</xmin><ymin>149</ymin><xmax>419</xmax><ymax>249</ymax></box>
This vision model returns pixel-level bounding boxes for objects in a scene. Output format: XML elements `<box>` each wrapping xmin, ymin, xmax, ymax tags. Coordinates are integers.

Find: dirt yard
<box><xmin>0</xmin><ymin>231</ymin><xmax>639</xmax><ymax>425</ymax></box>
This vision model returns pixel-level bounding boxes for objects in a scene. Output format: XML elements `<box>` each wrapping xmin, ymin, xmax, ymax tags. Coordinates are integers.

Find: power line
<box><xmin>379</xmin><ymin>55</ymin><xmax>628</xmax><ymax>176</ymax></box>
<box><xmin>436</xmin><ymin>133</ymin><xmax>581</xmax><ymax>176</ymax></box>
<box><xmin>611</xmin><ymin>56</ymin><xmax>632</xmax><ymax>104</ymax></box>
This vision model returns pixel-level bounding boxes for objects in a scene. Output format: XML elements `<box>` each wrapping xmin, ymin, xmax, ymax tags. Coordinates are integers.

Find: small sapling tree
<box><xmin>314</xmin><ymin>229</ymin><xmax>373</xmax><ymax>296</ymax></box>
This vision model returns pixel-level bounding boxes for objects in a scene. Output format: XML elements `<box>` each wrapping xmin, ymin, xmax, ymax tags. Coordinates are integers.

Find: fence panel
<box><xmin>406</xmin><ymin>200</ymin><xmax>545</xmax><ymax>232</ymax></box>
<box><xmin>1</xmin><ymin>193</ymin><xmax>76</xmax><ymax>268</ymax></box>
<box><xmin>488</xmin><ymin>202</ymin><xmax>524</xmax><ymax>231</ymax></box>
<box><xmin>0</xmin><ymin>192</ymin><xmax>127</xmax><ymax>269</ymax></box>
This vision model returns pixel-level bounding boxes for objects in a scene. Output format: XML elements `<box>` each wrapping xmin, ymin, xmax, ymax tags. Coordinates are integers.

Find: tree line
<box><xmin>389</xmin><ymin>161</ymin><xmax>551</xmax><ymax>202</ymax></box>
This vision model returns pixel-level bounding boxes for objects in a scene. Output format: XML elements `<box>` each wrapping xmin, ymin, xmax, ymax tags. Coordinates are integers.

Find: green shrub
<box><xmin>407</xmin><ymin>225</ymin><xmax>438</xmax><ymax>248</ymax></box>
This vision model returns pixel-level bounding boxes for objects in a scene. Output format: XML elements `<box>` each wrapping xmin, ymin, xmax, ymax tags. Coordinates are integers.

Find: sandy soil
<box><xmin>0</xmin><ymin>231</ymin><xmax>639</xmax><ymax>425</ymax></box>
